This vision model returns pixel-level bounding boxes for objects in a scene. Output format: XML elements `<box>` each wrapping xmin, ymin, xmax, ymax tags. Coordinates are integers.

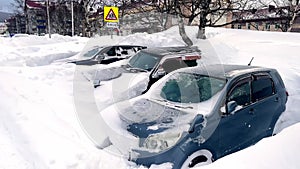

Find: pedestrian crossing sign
<box><xmin>104</xmin><ymin>6</ymin><xmax>119</xmax><ymax>22</ymax></box>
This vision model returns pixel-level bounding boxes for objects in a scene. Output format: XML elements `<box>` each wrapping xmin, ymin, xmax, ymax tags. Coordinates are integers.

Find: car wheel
<box><xmin>181</xmin><ymin>150</ymin><xmax>213</xmax><ymax>169</ymax></box>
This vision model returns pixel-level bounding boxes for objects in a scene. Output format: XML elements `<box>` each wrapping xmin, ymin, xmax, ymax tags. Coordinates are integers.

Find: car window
<box><xmin>128</xmin><ymin>51</ymin><xmax>159</xmax><ymax>71</ymax></box>
<box><xmin>106</xmin><ymin>47</ymin><xmax>117</xmax><ymax>56</ymax></box>
<box><xmin>161</xmin><ymin>58</ymin><xmax>186</xmax><ymax>73</ymax></box>
<box><xmin>274</xmin><ymin>71</ymin><xmax>285</xmax><ymax>88</ymax></box>
<box><xmin>81</xmin><ymin>47</ymin><xmax>101</xmax><ymax>58</ymax></box>
<box><xmin>160</xmin><ymin>73</ymin><xmax>226</xmax><ymax>103</ymax></box>
<box><xmin>252</xmin><ymin>75</ymin><xmax>274</xmax><ymax>101</ymax></box>
<box><xmin>228</xmin><ymin>80</ymin><xmax>251</xmax><ymax>106</ymax></box>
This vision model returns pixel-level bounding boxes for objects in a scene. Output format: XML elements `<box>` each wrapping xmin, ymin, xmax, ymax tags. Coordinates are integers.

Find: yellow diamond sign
<box><xmin>104</xmin><ymin>6</ymin><xmax>119</xmax><ymax>22</ymax></box>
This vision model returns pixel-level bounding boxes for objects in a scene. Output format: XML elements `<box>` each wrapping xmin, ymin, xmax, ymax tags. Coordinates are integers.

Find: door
<box><xmin>217</xmin><ymin>76</ymin><xmax>255</xmax><ymax>155</ymax></box>
<box><xmin>248</xmin><ymin>73</ymin><xmax>281</xmax><ymax>139</ymax></box>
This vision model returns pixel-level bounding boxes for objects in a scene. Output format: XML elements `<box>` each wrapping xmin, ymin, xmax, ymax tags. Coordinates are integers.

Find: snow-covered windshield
<box><xmin>127</xmin><ymin>51</ymin><xmax>160</xmax><ymax>71</ymax></box>
<box><xmin>158</xmin><ymin>72</ymin><xmax>226</xmax><ymax>103</ymax></box>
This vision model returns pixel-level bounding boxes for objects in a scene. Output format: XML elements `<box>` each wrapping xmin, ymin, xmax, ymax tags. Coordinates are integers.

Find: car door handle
<box><xmin>275</xmin><ymin>97</ymin><xmax>279</xmax><ymax>102</ymax></box>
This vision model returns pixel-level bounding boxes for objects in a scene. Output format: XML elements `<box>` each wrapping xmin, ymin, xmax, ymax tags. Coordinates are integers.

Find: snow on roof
<box><xmin>26</xmin><ymin>0</ymin><xmax>46</xmax><ymax>9</ymax></box>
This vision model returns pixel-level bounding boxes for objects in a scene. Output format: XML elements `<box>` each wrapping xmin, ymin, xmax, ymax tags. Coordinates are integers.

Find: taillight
<box><xmin>181</xmin><ymin>55</ymin><xmax>201</xmax><ymax>60</ymax></box>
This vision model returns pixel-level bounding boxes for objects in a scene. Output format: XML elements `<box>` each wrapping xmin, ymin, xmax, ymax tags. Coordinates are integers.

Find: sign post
<box><xmin>104</xmin><ymin>6</ymin><xmax>119</xmax><ymax>39</ymax></box>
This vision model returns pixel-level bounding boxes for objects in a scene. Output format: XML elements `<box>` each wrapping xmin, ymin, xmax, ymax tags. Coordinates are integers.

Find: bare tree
<box><xmin>287</xmin><ymin>0</ymin><xmax>299</xmax><ymax>32</ymax></box>
<box><xmin>171</xmin><ymin>0</ymin><xmax>257</xmax><ymax>39</ymax></box>
<box><xmin>244</xmin><ymin>0</ymin><xmax>299</xmax><ymax>32</ymax></box>
<box><xmin>175</xmin><ymin>0</ymin><xmax>193</xmax><ymax>45</ymax></box>
<box><xmin>11</xmin><ymin>0</ymin><xmax>25</xmax><ymax>14</ymax></box>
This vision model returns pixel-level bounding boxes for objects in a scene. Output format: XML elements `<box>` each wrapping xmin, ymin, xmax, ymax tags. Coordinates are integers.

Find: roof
<box><xmin>141</xmin><ymin>46</ymin><xmax>201</xmax><ymax>57</ymax></box>
<box><xmin>178</xmin><ymin>64</ymin><xmax>274</xmax><ymax>79</ymax></box>
<box><xmin>26</xmin><ymin>1</ymin><xmax>46</xmax><ymax>9</ymax></box>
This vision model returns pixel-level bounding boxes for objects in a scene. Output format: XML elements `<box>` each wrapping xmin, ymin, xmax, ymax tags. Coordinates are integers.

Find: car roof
<box><xmin>111</xmin><ymin>45</ymin><xmax>145</xmax><ymax>47</ymax></box>
<box><xmin>91</xmin><ymin>45</ymin><xmax>145</xmax><ymax>49</ymax></box>
<box><xmin>177</xmin><ymin>64</ymin><xmax>275</xmax><ymax>79</ymax></box>
<box><xmin>141</xmin><ymin>46</ymin><xmax>201</xmax><ymax>57</ymax></box>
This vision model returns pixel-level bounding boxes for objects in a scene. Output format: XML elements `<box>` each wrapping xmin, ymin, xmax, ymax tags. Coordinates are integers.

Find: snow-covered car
<box><xmin>99</xmin><ymin>64</ymin><xmax>288</xmax><ymax>169</ymax></box>
<box><xmin>88</xmin><ymin>46</ymin><xmax>201</xmax><ymax>111</ymax></box>
<box><xmin>69</xmin><ymin>45</ymin><xmax>146</xmax><ymax>65</ymax></box>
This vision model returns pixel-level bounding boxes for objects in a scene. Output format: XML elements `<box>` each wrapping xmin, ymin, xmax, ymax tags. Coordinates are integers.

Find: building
<box><xmin>26</xmin><ymin>0</ymin><xmax>47</xmax><ymax>35</ymax></box>
<box><xmin>6</xmin><ymin>14</ymin><xmax>26</xmax><ymax>35</ymax></box>
<box><xmin>0</xmin><ymin>22</ymin><xmax>8</xmax><ymax>34</ymax></box>
<box><xmin>226</xmin><ymin>6</ymin><xmax>300</xmax><ymax>32</ymax></box>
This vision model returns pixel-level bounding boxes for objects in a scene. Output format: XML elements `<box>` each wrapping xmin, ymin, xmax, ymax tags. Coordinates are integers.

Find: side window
<box><xmin>228</xmin><ymin>80</ymin><xmax>251</xmax><ymax>106</ymax></box>
<box><xmin>252</xmin><ymin>75</ymin><xmax>274</xmax><ymax>102</ymax></box>
<box><xmin>106</xmin><ymin>47</ymin><xmax>116</xmax><ymax>56</ymax></box>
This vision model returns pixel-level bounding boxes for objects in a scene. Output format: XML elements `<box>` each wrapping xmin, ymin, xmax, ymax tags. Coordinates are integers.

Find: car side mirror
<box><xmin>96</xmin><ymin>54</ymin><xmax>105</xmax><ymax>61</ymax></box>
<box><xmin>227</xmin><ymin>101</ymin><xmax>238</xmax><ymax>114</ymax></box>
<box><xmin>188</xmin><ymin>114</ymin><xmax>204</xmax><ymax>133</ymax></box>
<box><xmin>152</xmin><ymin>68</ymin><xmax>166</xmax><ymax>79</ymax></box>
<box><xmin>93</xmin><ymin>79</ymin><xmax>101</xmax><ymax>88</ymax></box>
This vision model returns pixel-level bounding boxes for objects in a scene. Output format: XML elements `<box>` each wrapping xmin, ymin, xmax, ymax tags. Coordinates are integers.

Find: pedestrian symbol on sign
<box><xmin>105</xmin><ymin>9</ymin><xmax>117</xmax><ymax>21</ymax></box>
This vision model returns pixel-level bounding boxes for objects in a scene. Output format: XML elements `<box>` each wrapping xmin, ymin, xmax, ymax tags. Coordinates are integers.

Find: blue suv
<box><xmin>99</xmin><ymin>64</ymin><xmax>288</xmax><ymax>169</ymax></box>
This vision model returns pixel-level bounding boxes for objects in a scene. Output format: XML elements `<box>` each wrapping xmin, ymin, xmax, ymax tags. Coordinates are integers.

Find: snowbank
<box><xmin>0</xmin><ymin>28</ymin><xmax>300</xmax><ymax>169</ymax></box>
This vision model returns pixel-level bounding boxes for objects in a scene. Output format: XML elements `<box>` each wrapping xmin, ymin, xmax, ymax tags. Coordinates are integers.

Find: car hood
<box><xmin>99</xmin><ymin>97</ymin><xmax>202</xmax><ymax>155</ymax></box>
<box><xmin>93</xmin><ymin>68</ymin><xmax>150</xmax><ymax>111</ymax></box>
<box><xmin>82</xmin><ymin>66</ymin><xmax>123</xmax><ymax>82</ymax></box>
<box><xmin>118</xmin><ymin>98</ymin><xmax>196</xmax><ymax>138</ymax></box>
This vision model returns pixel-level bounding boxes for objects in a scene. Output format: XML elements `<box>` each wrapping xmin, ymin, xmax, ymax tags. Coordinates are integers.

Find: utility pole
<box><xmin>71</xmin><ymin>0</ymin><xmax>74</xmax><ymax>36</ymax></box>
<box><xmin>46</xmin><ymin>0</ymin><xmax>51</xmax><ymax>38</ymax></box>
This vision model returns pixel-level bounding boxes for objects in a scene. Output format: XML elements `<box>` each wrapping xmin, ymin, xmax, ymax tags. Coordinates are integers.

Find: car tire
<box><xmin>181</xmin><ymin>149</ymin><xmax>213</xmax><ymax>169</ymax></box>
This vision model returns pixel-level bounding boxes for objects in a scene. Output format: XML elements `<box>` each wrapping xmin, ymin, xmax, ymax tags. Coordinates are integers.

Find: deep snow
<box><xmin>0</xmin><ymin>27</ymin><xmax>299</xmax><ymax>169</ymax></box>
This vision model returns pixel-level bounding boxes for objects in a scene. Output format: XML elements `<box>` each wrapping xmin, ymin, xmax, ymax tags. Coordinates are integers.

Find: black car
<box><xmin>82</xmin><ymin>46</ymin><xmax>202</xmax><ymax>120</ymax></box>
<box><xmin>71</xmin><ymin>45</ymin><xmax>146</xmax><ymax>65</ymax></box>
<box><xmin>92</xmin><ymin>46</ymin><xmax>202</xmax><ymax>92</ymax></box>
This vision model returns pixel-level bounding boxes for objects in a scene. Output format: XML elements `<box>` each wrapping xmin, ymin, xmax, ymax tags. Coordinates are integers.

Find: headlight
<box><xmin>143</xmin><ymin>132</ymin><xmax>182</xmax><ymax>152</ymax></box>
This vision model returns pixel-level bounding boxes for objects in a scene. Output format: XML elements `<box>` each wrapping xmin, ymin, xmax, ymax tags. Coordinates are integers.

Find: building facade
<box><xmin>226</xmin><ymin>6</ymin><xmax>300</xmax><ymax>32</ymax></box>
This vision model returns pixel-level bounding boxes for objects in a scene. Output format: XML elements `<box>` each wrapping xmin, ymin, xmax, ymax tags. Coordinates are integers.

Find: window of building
<box><xmin>265</xmin><ymin>23</ymin><xmax>270</xmax><ymax>31</ymax></box>
<box><xmin>275</xmin><ymin>23</ymin><xmax>280</xmax><ymax>30</ymax></box>
<box><xmin>254</xmin><ymin>23</ymin><xmax>259</xmax><ymax>30</ymax></box>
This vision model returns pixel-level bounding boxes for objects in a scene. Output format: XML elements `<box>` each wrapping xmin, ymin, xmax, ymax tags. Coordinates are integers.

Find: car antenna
<box><xmin>248</xmin><ymin>57</ymin><xmax>254</xmax><ymax>66</ymax></box>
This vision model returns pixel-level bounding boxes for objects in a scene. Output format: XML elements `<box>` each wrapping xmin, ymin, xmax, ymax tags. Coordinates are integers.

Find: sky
<box><xmin>0</xmin><ymin>0</ymin><xmax>14</xmax><ymax>13</ymax></box>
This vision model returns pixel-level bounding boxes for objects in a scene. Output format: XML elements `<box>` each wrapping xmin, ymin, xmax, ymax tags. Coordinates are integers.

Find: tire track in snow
<box><xmin>0</xmin><ymin>73</ymin><xmax>48</xmax><ymax>169</ymax></box>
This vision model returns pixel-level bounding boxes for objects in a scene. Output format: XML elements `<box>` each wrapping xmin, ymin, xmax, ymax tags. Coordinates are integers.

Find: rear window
<box><xmin>252</xmin><ymin>76</ymin><xmax>275</xmax><ymax>101</ymax></box>
<box><xmin>128</xmin><ymin>51</ymin><xmax>160</xmax><ymax>71</ymax></box>
<box><xmin>274</xmin><ymin>71</ymin><xmax>286</xmax><ymax>88</ymax></box>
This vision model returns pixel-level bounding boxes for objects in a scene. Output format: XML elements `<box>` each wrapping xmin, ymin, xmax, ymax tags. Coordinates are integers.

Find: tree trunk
<box><xmin>287</xmin><ymin>5</ymin><xmax>299</xmax><ymax>32</ymax></box>
<box><xmin>197</xmin><ymin>26</ymin><xmax>206</xmax><ymax>39</ymax></box>
<box><xmin>197</xmin><ymin>12</ymin><xmax>207</xmax><ymax>39</ymax></box>
<box><xmin>177</xmin><ymin>14</ymin><xmax>193</xmax><ymax>46</ymax></box>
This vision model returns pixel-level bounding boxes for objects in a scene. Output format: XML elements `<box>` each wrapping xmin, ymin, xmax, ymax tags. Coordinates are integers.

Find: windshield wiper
<box><xmin>128</xmin><ymin>67</ymin><xmax>148</xmax><ymax>72</ymax></box>
<box><xmin>153</xmin><ymin>98</ymin><xmax>193</xmax><ymax>109</ymax></box>
<box><xmin>173</xmin><ymin>104</ymin><xmax>193</xmax><ymax>109</ymax></box>
<box><xmin>121</xmin><ymin>64</ymin><xmax>131</xmax><ymax>68</ymax></box>
<box><xmin>153</xmin><ymin>98</ymin><xmax>168</xmax><ymax>103</ymax></box>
